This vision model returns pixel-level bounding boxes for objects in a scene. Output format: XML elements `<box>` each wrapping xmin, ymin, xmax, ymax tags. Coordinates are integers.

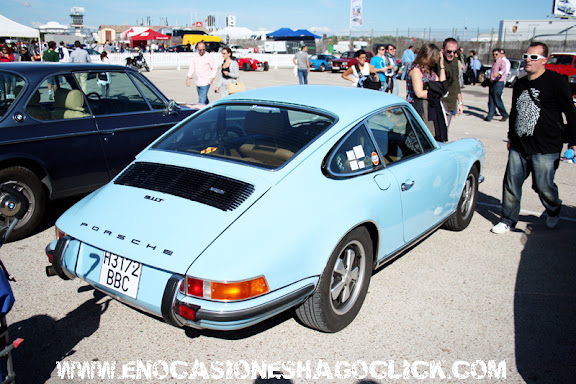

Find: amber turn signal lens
<box><xmin>210</xmin><ymin>276</ymin><xmax>269</xmax><ymax>301</ymax></box>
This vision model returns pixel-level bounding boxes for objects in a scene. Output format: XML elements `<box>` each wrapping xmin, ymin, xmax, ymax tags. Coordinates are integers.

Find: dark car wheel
<box><xmin>242</xmin><ymin>62</ymin><xmax>250</xmax><ymax>71</ymax></box>
<box><xmin>0</xmin><ymin>166</ymin><xmax>46</xmax><ymax>241</ymax></box>
<box><xmin>144</xmin><ymin>64</ymin><xmax>150</xmax><ymax>72</ymax></box>
<box><xmin>296</xmin><ymin>227</ymin><xmax>372</xmax><ymax>333</ymax></box>
<box><xmin>443</xmin><ymin>166</ymin><xmax>479</xmax><ymax>231</ymax></box>
<box><xmin>331</xmin><ymin>69</ymin><xmax>339</xmax><ymax>73</ymax></box>
<box><xmin>319</xmin><ymin>63</ymin><xmax>326</xmax><ymax>72</ymax></box>
<box><xmin>263</xmin><ymin>62</ymin><xmax>269</xmax><ymax>71</ymax></box>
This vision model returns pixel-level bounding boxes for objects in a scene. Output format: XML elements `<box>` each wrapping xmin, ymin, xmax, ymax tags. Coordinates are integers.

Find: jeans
<box><xmin>501</xmin><ymin>149</ymin><xmax>562</xmax><ymax>226</ymax></box>
<box><xmin>486</xmin><ymin>81</ymin><xmax>508</xmax><ymax>120</ymax></box>
<box><xmin>297</xmin><ymin>68</ymin><xmax>308</xmax><ymax>85</ymax></box>
<box><xmin>197</xmin><ymin>85</ymin><xmax>210</xmax><ymax>104</ymax></box>
<box><xmin>400</xmin><ymin>62</ymin><xmax>412</xmax><ymax>80</ymax></box>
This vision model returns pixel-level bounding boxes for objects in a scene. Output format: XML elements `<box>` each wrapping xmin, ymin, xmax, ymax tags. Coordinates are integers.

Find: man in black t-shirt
<box><xmin>491</xmin><ymin>41</ymin><xmax>576</xmax><ymax>234</ymax></box>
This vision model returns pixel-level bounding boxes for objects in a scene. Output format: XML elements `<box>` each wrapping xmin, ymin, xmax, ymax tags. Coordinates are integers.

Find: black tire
<box><xmin>242</xmin><ymin>62</ymin><xmax>250</xmax><ymax>71</ymax></box>
<box><xmin>443</xmin><ymin>166</ymin><xmax>479</xmax><ymax>231</ymax></box>
<box><xmin>263</xmin><ymin>62</ymin><xmax>269</xmax><ymax>71</ymax></box>
<box><xmin>319</xmin><ymin>63</ymin><xmax>326</xmax><ymax>72</ymax></box>
<box><xmin>0</xmin><ymin>166</ymin><xmax>46</xmax><ymax>241</ymax></box>
<box><xmin>331</xmin><ymin>69</ymin><xmax>339</xmax><ymax>73</ymax></box>
<box><xmin>296</xmin><ymin>227</ymin><xmax>373</xmax><ymax>332</ymax></box>
<box><xmin>144</xmin><ymin>64</ymin><xmax>150</xmax><ymax>72</ymax></box>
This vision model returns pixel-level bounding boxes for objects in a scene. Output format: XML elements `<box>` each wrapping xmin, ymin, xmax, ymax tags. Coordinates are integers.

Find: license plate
<box><xmin>98</xmin><ymin>252</ymin><xmax>142</xmax><ymax>299</ymax></box>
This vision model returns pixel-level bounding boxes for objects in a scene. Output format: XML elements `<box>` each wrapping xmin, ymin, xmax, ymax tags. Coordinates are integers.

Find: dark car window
<box><xmin>129</xmin><ymin>74</ymin><xmax>166</xmax><ymax>110</ymax></box>
<box><xmin>547</xmin><ymin>54</ymin><xmax>575</xmax><ymax>65</ymax></box>
<box><xmin>80</xmin><ymin>71</ymin><xmax>153</xmax><ymax>115</ymax></box>
<box><xmin>26</xmin><ymin>74</ymin><xmax>89</xmax><ymax>121</ymax></box>
<box><xmin>327</xmin><ymin>124</ymin><xmax>379</xmax><ymax>176</ymax></box>
<box><xmin>366</xmin><ymin>107</ymin><xmax>424</xmax><ymax>165</ymax></box>
<box><xmin>0</xmin><ymin>72</ymin><xmax>26</xmax><ymax>119</ymax></box>
<box><xmin>154</xmin><ymin>104</ymin><xmax>334</xmax><ymax>169</ymax></box>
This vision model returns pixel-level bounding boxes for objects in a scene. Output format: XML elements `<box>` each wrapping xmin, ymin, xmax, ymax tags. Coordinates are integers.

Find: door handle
<box><xmin>401</xmin><ymin>180</ymin><xmax>415</xmax><ymax>191</ymax></box>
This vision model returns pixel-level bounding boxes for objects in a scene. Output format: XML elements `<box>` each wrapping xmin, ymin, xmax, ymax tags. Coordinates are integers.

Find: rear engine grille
<box><xmin>114</xmin><ymin>162</ymin><xmax>255</xmax><ymax>211</ymax></box>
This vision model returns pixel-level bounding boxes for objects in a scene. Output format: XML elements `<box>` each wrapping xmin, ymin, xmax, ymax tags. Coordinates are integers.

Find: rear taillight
<box><xmin>181</xmin><ymin>276</ymin><xmax>269</xmax><ymax>301</ymax></box>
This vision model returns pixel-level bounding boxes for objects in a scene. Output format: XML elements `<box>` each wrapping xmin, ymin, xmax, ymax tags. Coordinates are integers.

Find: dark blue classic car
<box><xmin>0</xmin><ymin>62</ymin><xmax>196</xmax><ymax>240</ymax></box>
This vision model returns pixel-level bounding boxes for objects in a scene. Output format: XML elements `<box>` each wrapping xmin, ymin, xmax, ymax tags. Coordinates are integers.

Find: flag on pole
<box><xmin>351</xmin><ymin>0</ymin><xmax>363</xmax><ymax>27</ymax></box>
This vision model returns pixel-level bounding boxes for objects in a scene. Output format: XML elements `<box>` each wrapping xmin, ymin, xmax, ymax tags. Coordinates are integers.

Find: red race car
<box><xmin>237</xmin><ymin>57</ymin><xmax>269</xmax><ymax>71</ymax></box>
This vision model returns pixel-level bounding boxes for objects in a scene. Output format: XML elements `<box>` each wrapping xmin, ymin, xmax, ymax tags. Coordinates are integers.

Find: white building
<box><xmin>499</xmin><ymin>19</ymin><xmax>576</xmax><ymax>42</ymax></box>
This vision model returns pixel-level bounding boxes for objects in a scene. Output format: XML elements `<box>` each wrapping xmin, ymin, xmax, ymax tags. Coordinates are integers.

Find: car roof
<box><xmin>219</xmin><ymin>85</ymin><xmax>406</xmax><ymax>124</ymax></box>
<box><xmin>0</xmin><ymin>62</ymin><xmax>133</xmax><ymax>76</ymax></box>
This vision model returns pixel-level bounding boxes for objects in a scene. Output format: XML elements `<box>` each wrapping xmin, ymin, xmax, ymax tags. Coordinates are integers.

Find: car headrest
<box><xmin>64</xmin><ymin>90</ymin><xmax>86</xmax><ymax>112</ymax></box>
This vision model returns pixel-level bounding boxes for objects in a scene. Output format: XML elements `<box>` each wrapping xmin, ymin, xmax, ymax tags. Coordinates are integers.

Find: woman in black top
<box><xmin>18</xmin><ymin>46</ymin><xmax>35</xmax><ymax>61</ymax></box>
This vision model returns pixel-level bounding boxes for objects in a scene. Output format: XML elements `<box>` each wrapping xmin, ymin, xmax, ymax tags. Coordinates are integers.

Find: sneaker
<box><xmin>546</xmin><ymin>215</ymin><xmax>560</xmax><ymax>229</ymax></box>
<box><xmin>491</xmin><ymin>222</ymin><xmax>510</xmax><ymax>234</ymax></box>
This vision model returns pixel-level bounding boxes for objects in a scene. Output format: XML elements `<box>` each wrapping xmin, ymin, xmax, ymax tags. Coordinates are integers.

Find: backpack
<box><xmin>355</xmin><ymin>64</ymin><xmax>381</xmax><ymax>90</ymax></box>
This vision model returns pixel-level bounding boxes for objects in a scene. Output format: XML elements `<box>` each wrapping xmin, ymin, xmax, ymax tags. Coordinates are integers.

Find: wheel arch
<box><xmin>0</xmin><ymin>158</ymin><xmax>52</xmax><ymax>196</ymax></box>
<box><xmin>348</xmin><ymin>221</ymin><xmax>380</xmax><ymax>268</ymax></box>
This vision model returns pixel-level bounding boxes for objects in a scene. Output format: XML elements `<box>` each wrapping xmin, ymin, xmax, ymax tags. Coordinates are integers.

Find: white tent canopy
<box><xmin>0</xmin><ymin>13</ymin><xmax>40</xmax><ymax>39</ymax></box>
<box><xmin>212</xmin><ymin>27</ymin><xmax>254</xmax><ymax>39</ymax></box>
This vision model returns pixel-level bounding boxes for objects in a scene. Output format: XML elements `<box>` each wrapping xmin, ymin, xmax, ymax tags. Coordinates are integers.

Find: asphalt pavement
<box><xmin>2</xmin><ymin>67</ymin><xmax>575</xmax><ymax>383</ymax></box>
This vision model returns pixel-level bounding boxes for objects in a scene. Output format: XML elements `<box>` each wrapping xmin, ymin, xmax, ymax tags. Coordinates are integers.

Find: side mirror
<box><xmin>167</xmin><ymin>100</ymin><xmax>180</xmax><ymax>115</ymax></box>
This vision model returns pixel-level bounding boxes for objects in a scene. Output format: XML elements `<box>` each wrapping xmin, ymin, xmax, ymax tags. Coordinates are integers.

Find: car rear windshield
<box><xmin>0</xmin><ymin>72</ymin><xmax>26</xmax><ymax>119</ymax></box>
<box><xmin>153</xmin><ymin>104</ymin><xmax>335</xmax><ymax>169</ymax></box>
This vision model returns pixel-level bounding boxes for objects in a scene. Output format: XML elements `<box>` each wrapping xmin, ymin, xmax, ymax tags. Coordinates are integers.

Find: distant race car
<box><xmin>237</xmin><ymin>57</ymin><xmax>269</xmax><ymax>71</ymax></box>
<box><xmin>47</xmin><ymin>85</ymin><xmax>485</xmax><ymax>333</ymax></box>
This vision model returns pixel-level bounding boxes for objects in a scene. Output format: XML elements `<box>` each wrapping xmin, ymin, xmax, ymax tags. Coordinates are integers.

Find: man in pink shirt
<box><xmin>484</xmin><ymin>48</ymin><xmax>509</xmax><ymax>122</ymax></box>
<box><xmin>186</xmin><ymin>42</ymin><xmax>217</xmax><ymax>104</ymax></box>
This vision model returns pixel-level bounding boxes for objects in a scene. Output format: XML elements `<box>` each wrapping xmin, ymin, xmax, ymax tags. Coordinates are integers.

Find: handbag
<box><xmin>355</xmin><ymin>64</ymin><xmax>381</xmax><ymax>90</ymax></box>
<box><xmin>228</xmin><ymin>80</ymin><xmax>246</xmax><ymax>94</ymax></box>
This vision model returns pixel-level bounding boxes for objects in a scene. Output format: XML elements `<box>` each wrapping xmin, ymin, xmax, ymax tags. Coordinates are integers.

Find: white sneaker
<box><xmin>546</xmin><ymin>215</ymin><xmax>560</xmax><ymax>229</ymax></box>
<box><xmin>491</xmin><ymin>222</ymin><xmax>510</xmax><ymax>234</ymax></box>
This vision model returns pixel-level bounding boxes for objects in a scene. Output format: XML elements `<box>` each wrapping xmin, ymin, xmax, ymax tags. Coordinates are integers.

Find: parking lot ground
<box><xmin>2</xmin><ymin>68</ymin><xmax>575</xmax><ymax>383</ymax></box>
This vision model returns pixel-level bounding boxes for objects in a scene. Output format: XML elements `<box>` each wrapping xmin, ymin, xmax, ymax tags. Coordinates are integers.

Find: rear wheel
<box><xmin>242</xmin><ymin>62</ymin><xmax>250</xmax><ymax>71</ymax></box>
<box><xmin>319</xmin><ymin>63</ymin><xmax>326</xmax><ymax>72</ymax></box>
<box><xmin>296</xmin><ymin>227</ymin><xmax>372</xmax><ymax>332</ymax></box>
<box><xmin>0</xmin><ymin>166</ymin><xmax>46</xmax><ymax>241</ymax></box>
<box><xmin>443</xmin><ymin>167</ymin><xmax>479</xmax><ymax>231</ymax></box>
<box><xmin>263</xmin><ymin>62</ymin><xmax>269</xmax><ymax>71</ymax></box>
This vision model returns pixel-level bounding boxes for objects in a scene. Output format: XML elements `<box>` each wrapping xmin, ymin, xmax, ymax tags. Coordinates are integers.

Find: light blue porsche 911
<box><xmin>46</xmin><ymin>85</ymin><xmax>484</xmax><ymax>333</ymax></box>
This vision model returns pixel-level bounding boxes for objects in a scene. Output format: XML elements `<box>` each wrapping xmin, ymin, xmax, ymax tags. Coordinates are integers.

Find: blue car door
<box><xmin>325</xmin><ymin>123</ymin><xmax>405</xmax><ymax>259</ymax></box>
<box><xmin>79</xmin><ymin>71</ymin><xmax>185</xmax><ymax>179</ymax></box>
<box><xmin>366</xmin><ymin>107</ymin><xmax>458</xmax><ymax>243</ymax></box>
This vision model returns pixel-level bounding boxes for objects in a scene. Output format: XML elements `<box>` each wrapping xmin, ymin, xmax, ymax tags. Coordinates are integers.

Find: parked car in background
<box><xmin>328</xmin><ymin>51</ymin><xmax>374</xmax><ymax>73</ymax></box>
<box><xmin>309</xmin><ymin>54</ymin><xmax>337</xmax><ymax>72</ymax></box>
<box><xmin>506</xmin><ymin>59</ymin><xmax>527</xmax><ymax>87</ymax></box>
<box><xmin>0</xmin><ymin>63</ymin><xmax>197</xmax><ymax>240</ymax></box>
<box><xmin>545</xmin><ymin>52</ymin><xmax>576</xmax><ymax>79</ymax></box>
<box><xmin>47</xmin><ymin>85</ymin><xmax>484</xmax><ymax>333</ymax></box>
<box><xmin>165</xmin><ymin>44</ymin><xmax>191</xmax><ymax>53</ymax></box>
<box><xmin>237</xmin><ymin>57</ymin><xmax>269</xmax><ymax>71</ymax></box>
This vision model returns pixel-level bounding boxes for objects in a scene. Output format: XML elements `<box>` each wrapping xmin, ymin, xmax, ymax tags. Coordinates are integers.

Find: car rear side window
<box><xmin>0</xmin><ymin>72</ymin><xmax>26</xmax><ymax>119</ymax></box>
<box><xmin>327</xmin><ymin>124</ymin><xmax>379</xmax><ymax>176</ymax></box>
<box><xmin>153</xmin><ymin>104</ymin><xmax>334</xmax><ymax>169</ymax></box>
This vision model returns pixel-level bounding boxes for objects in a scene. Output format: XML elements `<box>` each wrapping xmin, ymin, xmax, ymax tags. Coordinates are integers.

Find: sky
<box><xmin>2</xmin><ymin>0</ymin><xmax>562</xmax><ymax>36</ymax></box>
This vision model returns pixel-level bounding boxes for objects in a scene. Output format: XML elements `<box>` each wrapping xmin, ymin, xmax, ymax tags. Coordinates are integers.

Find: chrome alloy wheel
<box><xmin>330</xmin><ymin>240</ymin><xmax>367</xmax><ymax>315</ymax></box>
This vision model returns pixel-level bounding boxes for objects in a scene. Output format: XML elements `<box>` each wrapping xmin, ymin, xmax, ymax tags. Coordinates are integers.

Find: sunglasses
<box><xmin>522</xmin><ymin>53</ymin><xmax>547</xmax><ymax>61</ymax></box>
<box><xmin>446</xmin><ymin>50</ymin><xmax>457</xmax><ymax>54</ymax></box>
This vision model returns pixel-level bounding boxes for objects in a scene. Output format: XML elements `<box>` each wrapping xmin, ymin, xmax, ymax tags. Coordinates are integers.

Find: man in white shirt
<box><xmin>500</xmin><ymin>48</ymin><xmax>511</xmax><ymax>83</ymax></box>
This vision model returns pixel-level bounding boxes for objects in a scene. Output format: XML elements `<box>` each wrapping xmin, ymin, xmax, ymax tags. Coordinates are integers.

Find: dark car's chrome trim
<box><xmin>194</xmin><ymin>284</ymin><xmax>315</xmax><ymax>322</ymax></box>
